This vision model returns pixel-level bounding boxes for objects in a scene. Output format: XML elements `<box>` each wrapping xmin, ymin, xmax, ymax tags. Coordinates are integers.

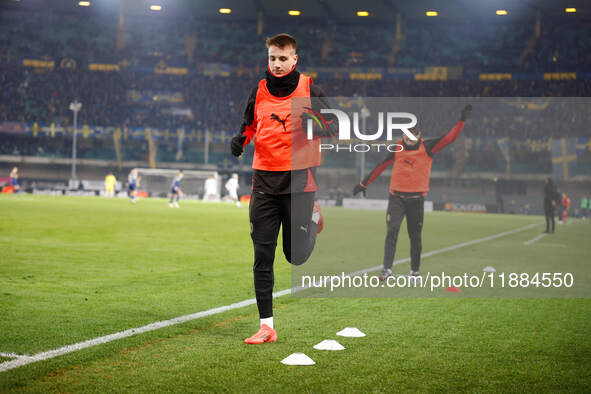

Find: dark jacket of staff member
<box><xmin>544</xmin><ymin>177</ymin><xmax>559</xmax><ymax>233</ymax></box>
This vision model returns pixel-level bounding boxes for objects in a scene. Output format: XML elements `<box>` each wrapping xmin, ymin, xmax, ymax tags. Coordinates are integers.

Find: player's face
<box><xmin>403</xmin><ymin>131</ymin><xmax>420</xmax><ymax>146</ymax></box>
<box><xmin>268</xmin><ymin>45</ymin><xmax>297</xmax><ymax>76</ymax></box>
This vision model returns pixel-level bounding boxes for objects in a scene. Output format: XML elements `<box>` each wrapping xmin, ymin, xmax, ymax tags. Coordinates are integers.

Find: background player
<box><xmin>104</xmin><ymin>171</ymin><xmax>117</xmax><ymax>198</ymax></box>
<box><xmin>560</xmin><ymin>192</ymin><xmax>570</xmax><ymax>223</ymax></box>
<box><xmin>128</xmin><ymin>168</ymin><xmax>140</xmax><ymax>204</ymax></box>
<box><xmin>225</xmin><ymin>173</ymin><xmax>241</xmax><ymax>207</ymax></box>
<box><xmin>203</xmin><ymin>175</ymin><xmax>218</xmax><ymax>201</ymax></box>
<box><xmin>169</xmin><ymin>170</ymin><xmax>184</xmax><ymax>208</ymax></box>
<box><xmin>9</xmin><ymin>166</ymin><xmax>20</xmax><ymax>193</ymax></box>
<box><xmin>581</xmin><ymin>195</ymin><xmax>589</xmax><ymax>219</ymax></box>
<box><xmin>353</xmin><ymin>105</ymin><xmax>472</xmax><ymax>280</ymax></box>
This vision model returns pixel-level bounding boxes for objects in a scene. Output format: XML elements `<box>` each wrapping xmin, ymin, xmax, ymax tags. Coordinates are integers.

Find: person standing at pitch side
<box><xmin>352</xmin><ymin>105</ymin><xmax>472</xmax><ymax>280</ymax></box>
<box><xmin>230</xmin><ymin>34</ymin><xmax>335</xmax><ymax>344</ymax></box>
<box><xmin>543</xmin><ymin>176</ymin><xmax>559</xmax><ymax>233</ymax></box>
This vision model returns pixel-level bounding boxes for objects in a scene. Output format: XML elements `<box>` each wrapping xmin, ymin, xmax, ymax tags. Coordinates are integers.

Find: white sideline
<box><xmin>0</xmin><ymin>221</ymin><xmax>541</xmax><ymax>373</ymax></box>
<box><xmin>0</xmin><ymin>353</ymin><xmax>25</xmax><ymax>359</ymax></box>
<box><xmin>523</xmin><ymin>233</ymin><xmax>546</xmax><ymax>245</ymax></box>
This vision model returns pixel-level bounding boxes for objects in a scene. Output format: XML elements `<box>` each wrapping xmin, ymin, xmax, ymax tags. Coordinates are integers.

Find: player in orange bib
<box><xmin>231</xmin><ymin>34</ymin><xmax>335</xmax><ymax>344</ymax></box>
<box><xmin>353</xmin><ymin>105</ymin><xmax>472</xmax><ymax>280</ymax></box>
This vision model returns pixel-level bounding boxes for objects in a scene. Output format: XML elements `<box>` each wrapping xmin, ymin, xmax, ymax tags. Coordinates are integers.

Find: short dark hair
<box><xmin>266</xmin><ymin>33</ymin><xmax>297</xmax><ymax>51</ymax></box>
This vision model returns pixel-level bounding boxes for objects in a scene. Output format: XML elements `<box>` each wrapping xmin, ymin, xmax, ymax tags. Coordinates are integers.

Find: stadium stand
<box><xmin>1</xmin><ymin>0</ymin><xmax>590</xmax><ymax>209</ymax></box>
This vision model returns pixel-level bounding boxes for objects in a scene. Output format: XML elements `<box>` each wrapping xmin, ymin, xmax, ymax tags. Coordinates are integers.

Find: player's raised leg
<box><xmin>280</xmin><ymin>192</ymin><xmax>320</xmax><ymax>266</ymax></box>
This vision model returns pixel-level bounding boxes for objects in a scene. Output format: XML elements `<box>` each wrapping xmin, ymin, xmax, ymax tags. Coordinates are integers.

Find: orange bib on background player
<box><xmin>253</xmin><ymin>74</ymin><xmax>321</xmax><ymax>171</ymax></box>
<box><xmin>390</xmin><ymin>139</ymin><xmax>433</xmax><ymax>193</ymax></box>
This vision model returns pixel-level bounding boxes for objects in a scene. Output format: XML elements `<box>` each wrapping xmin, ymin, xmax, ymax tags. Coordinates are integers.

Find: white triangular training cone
<box><xmin>313</xmin><ymin>340</ymin><xmax>346</xmax><ymax>351</ymax></box>
<box><xmin>281</xmin><ymin>353</ymin><xmax>315</xmax><ymax>366</ymax></box>
<box><xmin>336</xmin><ymin>327</ymin><xmax>366</xmax><ymax>337</ymax></box>
<box><xmin>483</xmin><ymin>266</ymin><xmax>496</xmax><ymax>273</ymax></box>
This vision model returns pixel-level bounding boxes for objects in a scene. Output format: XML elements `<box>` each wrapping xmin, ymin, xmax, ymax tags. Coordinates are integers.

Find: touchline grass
<box><xmin>0</xmin><ymin>195</ymin><xmax>590</xmax><ymax>392</ymax></box>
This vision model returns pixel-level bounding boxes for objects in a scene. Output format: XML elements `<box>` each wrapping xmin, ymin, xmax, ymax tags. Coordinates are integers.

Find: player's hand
<box><xmin>352</xmin><ymin>183</ymin><xmax>367</xmax><ymax>197</ymax></box>
<box><xmin>460</xmin><ymin>104</ymin><xmax>472</xmax><ymax>122</ymax></box>
<box><xmin>231</xmin><ymin>134</ymin><xmax>246</xmax><ymax>157</ymax></box>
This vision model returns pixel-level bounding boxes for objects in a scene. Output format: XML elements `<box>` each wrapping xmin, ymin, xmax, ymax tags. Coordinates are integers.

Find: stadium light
<box><xmin>149</xmin><ymin>5</ymin><xmax>162</xmax><ymax>11</ymax></box>
<box><xmin>357</xmin><ymin>11</ymin><xmax>369</xmax><ymax>17</ymax></box>
<box><xmin>78</xmin><ymin>1</ymin><xmax>90</xmax><ymax>6</ymax></box>
<box><xmin>219</xmin><ymin>8</ymin><xmax>231</xmax><ymax>14</ymax></box>
<box><xmin>565</xmin><ymin>8</ymin><xmax>576</xmax><ymax>13</ymax></box>
<box><xmin>426</xmin><ymin>11</ymin><xmax>438</xmax><ymax>16</ymax></box>
<box><xmin>496</xmin><ymin>10</ymin><xmax>508</xmax><ymax>15</ymax></box>
<box><xmin>288</xmin><ymin>10</ymin><xmax>301</xmax><ymax>16</ymax></box>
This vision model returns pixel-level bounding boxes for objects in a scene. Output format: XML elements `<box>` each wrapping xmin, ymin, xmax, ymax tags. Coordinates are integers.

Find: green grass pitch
<box><xmin>0</xmin><ymin>195</ymin><xmax>590</xmax><ymax>392</ymax></box>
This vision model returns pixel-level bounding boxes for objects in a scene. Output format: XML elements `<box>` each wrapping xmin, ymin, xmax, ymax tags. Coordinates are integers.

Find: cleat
<box><xmin>173</xmin><ymin>202</ymin><xmax>179</xmax><ymax>208</ymax></box>
<box><xmin>244</xmin><ymin>324</ymin><xmax>277</xmax><ymax>344</ymax></box>
<box><xmin>378</xmin><ymin>268</ymin><xmax>392</xmax><ymax>281</ymax></box>
<box><xmin>409</xmin><ymin>271</ymin><xmax>422</xmax><ymax>286</ymax></box>
<box><xmin>168</xmin><ymin>203</ymin><xmax>173</xmax><ymax>208</ymax></box>
<box><xmin>312</xmin><ymin>201</ymin><xmax>324</xmax><ymax>233</ymax></box>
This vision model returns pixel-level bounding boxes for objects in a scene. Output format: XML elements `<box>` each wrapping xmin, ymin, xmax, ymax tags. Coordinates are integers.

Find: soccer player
<box><xmin>104</xmin><ymin>172</ymin><xmax>117</xmax><ymax>198</ymax></box>
<box><xmin>352</xmin><ymin>105</ymin><xmax>472</xmax><ymax>280</ymax></box>
<box><xmin>561</xmin><ymin>193</ymin><xmax>571</xmax><ymax>223</ymax></box>
<box><xmin>225</xmin><ymin>173</ymin><xmax>241</xmax><ymax>207</ymax></box>
<box><xmin>543</xmin><ymin>177</ymin><xmax>559</xmax><ymax>233</ymax></box>
<box><xmin>581</xmin><ymin>195</ymin><xmax>589</xmax><ymax>219</ymax></box>
<box><xmin>230</xmin><ymin>33</ymin><xmax>333</xmax><ymax>344</ymax></box>
<box><xmin>203</xmin><ymin>175</ymin><xmax>218</xmax><ymax>201</ymax></box>
<box><xmin>169</xmin><ymin>170</ymin><xmax>184</xmax><ymax>208</ymax></box>
<box><xmin>9</xmin><ymin>166</ymin><xmax>20</xmax><ymax>193</ymax></box>
<box><xmin>128</xmin><ymin>168</ymin><xmax>140</xmax><ymax>204</ymax></box>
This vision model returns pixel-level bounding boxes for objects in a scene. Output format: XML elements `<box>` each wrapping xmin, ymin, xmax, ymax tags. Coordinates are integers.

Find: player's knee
<box><xmin>253</xmin><ymin>243</ymin><xmax>276</xmax><ymax>269</ymax></box>
<box><xmin>386</xmin><ymin>226</ymin><xmax>400</xmax><ymax>240</ymax></box>
<box><xmin>409</xmin><ymin>230</ymin><xmax>422</xmax><ymax>243</ymax></box>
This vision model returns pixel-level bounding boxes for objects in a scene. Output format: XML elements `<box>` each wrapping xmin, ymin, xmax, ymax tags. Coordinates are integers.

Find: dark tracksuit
<box><xmin>361</xmin><ymin>123</ymin><xmax>464</xmax><ymax>273</ymax></box>
<box><xmin>544</xmin><ymin>182</ymin><xmax>559</xmax><ymax>233</ymax></box>
<box><xmin>235</xmin><ymin>68</ymin><xmax>334</xmax><ymax>319</ymax></box>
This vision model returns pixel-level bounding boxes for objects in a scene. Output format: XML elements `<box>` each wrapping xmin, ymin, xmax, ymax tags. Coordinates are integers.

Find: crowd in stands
<box><xmin>1</xmin><ymin>9</ymin><xmax>590</xmax><ymax>70</ymax></box>
<box><xmin>1</xmin><ymin>66</ymin><xmax>590</xmax><ymax>138</ymax></box>
<box><xmin>1</xmin><ymin>8</ymin><xmax>590</xmax><ymax>174</ymax></box>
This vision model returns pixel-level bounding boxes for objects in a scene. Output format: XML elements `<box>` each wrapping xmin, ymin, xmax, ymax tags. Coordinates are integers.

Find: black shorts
<box><xmin>249</xmin><ymin>191</ymin><xmax>315</xmax><ymax>264</ymax></box>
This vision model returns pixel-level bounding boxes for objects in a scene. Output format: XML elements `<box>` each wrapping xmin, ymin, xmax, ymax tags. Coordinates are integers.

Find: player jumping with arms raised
<box><xmin>353</xmin><ymin>105</ymin><xmax>472</xmax><ymax>280</ymax></box>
